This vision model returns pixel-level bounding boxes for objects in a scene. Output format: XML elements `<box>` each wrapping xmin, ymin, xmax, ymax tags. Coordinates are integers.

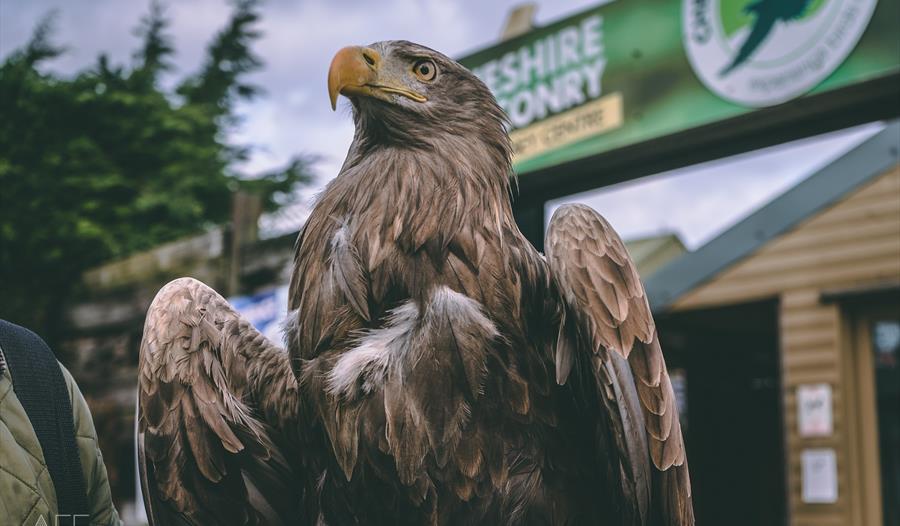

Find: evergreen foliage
<box><xmin>0</xmin><ymin>1</ymin><xmax>313</xmax><ymax>339</ymax></box>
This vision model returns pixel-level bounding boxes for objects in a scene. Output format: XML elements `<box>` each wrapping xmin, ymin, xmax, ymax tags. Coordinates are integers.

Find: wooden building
<box><xmin>645</xmin><ymin>122</ymin><xmax>900</xmax><ymax>526</ymax></box>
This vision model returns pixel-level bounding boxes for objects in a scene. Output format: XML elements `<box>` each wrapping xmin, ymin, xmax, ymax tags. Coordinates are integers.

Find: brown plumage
<box><xmin>138</xmin><ymin>40</ymin><xmax>693</xmax><ymax>525</ymax></box>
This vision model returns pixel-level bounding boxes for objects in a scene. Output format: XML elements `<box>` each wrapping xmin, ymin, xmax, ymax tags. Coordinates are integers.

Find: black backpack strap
<box><xmin>0</xmin><ymin>319</ymin><xmax>91</xmax><ymax>525</ymax></box>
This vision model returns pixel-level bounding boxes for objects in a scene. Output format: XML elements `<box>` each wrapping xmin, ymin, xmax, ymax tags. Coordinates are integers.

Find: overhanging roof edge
<box><xmin>645</xmin><ymin>120</ymin><xmax>900</xmax><ymax>313</ymax></box>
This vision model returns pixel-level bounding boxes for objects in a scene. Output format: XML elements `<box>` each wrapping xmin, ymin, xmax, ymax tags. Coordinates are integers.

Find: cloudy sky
<box><xmin>0</xmin><ymin>0</ymin><xmax>883</xmax><ymax>249</ymax></box>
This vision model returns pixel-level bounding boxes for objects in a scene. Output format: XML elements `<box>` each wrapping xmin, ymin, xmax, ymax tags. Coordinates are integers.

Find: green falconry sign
<box><xmin>457</xmin><ymin>0</ymin><xmax>900</xmax><ymax>175</ymax></box>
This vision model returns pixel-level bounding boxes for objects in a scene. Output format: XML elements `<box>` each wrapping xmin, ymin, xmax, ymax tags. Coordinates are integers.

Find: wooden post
<box><xmin>227</xmin><ymin>190</ymin><xmax>263</xmax><ymax>296</ymax></box>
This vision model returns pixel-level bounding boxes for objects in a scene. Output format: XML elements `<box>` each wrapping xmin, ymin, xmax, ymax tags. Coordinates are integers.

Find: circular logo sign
<box><xmin>683</xmin><ymin>0</ymin><xmax>877</xmax><ymax>107</ymax></box>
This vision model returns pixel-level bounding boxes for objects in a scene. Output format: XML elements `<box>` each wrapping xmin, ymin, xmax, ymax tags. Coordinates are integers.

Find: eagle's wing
<box><xmin>138</xmin><ymin>278</ymin><xmax>302</xmax><ymax>525</ymax></box>
<box><xmin>546</xmin><ymin>204</ymin><xmax>693</xmax><ymax>526</ymax></box>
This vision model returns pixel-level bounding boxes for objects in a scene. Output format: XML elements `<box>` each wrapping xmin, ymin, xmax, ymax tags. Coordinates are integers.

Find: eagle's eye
<box><xmin>412</xmin><ymin>59</ymin><xmax>437</xmax><ymax>82</ymax></box>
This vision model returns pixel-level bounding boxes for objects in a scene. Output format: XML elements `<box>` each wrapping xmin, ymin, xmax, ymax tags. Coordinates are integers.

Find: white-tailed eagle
<box><xmin>137</xmin><ymin>40</ymin><xmax>693</xmax><ymax>526</ymax></box>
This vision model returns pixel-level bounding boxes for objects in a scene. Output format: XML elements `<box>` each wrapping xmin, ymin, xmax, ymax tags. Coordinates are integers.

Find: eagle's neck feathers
<box><xmin>322</xmin><ymin>133</ymin><xmax>516</xmax><ymax>254</ymax></box>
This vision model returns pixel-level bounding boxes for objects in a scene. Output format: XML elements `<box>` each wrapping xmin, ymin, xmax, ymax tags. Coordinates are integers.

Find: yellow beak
<box><xmin>328</xmin><ymin>46</ymin><xmax>379</xmax><ymax>110</ymax></box>
<box><xmin>327</xmin><ymin>46</ymin><xmax>427</xmax><ymax>110</ymax></box>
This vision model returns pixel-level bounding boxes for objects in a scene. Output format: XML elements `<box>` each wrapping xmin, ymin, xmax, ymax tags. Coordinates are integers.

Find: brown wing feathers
<box><xmin>546</xmin><ymin>204</ymin><xmax>693</xmax><ymax>526</ymax></box>
<box><xmin>138</xmin><ymin>277</ymin><xmax>301</xmax><ymax>525</ymax></box>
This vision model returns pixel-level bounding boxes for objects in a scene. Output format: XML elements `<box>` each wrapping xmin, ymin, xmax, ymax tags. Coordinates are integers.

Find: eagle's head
<box><xmin>328</xmin><ymin>40</ymin><xmax>510</xmax><ymax>162</ymax></box>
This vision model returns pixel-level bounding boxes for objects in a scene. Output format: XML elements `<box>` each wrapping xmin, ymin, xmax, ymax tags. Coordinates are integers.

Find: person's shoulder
<box><xmin>58</xmin><ymin>364</ymin><xmax>123</xmax><ymax>525</ymax></box>
<box><xmin>58</xmin><ymin>363</ymin><xmax>97</xmax><ymax>443</ymax></box>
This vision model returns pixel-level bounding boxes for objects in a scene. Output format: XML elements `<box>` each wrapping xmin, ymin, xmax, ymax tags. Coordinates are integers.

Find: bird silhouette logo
<box><xmin>720</xmin><ymin>0</ymin><xmax>815</xmax><ymax>76</ymax></box>
<box><xmin>683</xmin><ymin>0</ymin><xmax>877</xmax><ymax>107</ymax></box>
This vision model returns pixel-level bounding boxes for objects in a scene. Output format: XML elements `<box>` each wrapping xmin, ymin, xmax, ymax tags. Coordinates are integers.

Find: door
<box><xmin>659</xmin><ymin>300</ymin><xmax>786</xmax><ymax>526</ymax></box>
<box><xmin>851</xmin><ymin>302</ymin><xmax>900</xmax><ymax>526</ymax></box>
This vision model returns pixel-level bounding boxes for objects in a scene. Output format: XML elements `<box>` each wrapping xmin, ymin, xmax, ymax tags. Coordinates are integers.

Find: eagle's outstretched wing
<box><xmin>138</xmin><ymin>278</ymin><xmax>302</xmax><ymax>525</ymax></box>
<box><xmin>546</xmin><ymin>204</ymin><xmax>693</xmax><ymax>526</ymax></box>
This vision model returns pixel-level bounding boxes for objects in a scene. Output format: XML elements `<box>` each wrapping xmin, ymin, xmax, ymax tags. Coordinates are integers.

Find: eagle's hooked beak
<box><xmin>328</xmin><ymin>46</ymin><xmax>427</xmax><ymax>110</ymax></box>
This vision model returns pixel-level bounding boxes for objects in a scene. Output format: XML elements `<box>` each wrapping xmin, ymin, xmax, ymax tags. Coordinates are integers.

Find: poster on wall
<box><xmin>797</xmin><ymin>383</ymin><xmax>833</xmax><ymax>437</ymax></box>
<box><xmin>801</xmin><ymin>448</ymin><xmax>839</xmax><ymax>504</ymax></box>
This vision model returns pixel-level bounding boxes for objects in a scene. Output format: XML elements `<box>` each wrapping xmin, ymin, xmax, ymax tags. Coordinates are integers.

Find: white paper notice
<box><xmin>797</xmin><ymin>384</ymin><xmax>833</xmax><ymax>437</ymax></box>
<box><xmin>801</xmin><ymin>449</ymin><xmax>838</xmax><ymax>504</ymax></box>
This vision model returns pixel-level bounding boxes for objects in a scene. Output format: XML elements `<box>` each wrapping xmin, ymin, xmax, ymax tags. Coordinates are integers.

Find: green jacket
<box><xmin>0</xmin><ymin>347</ymin><xmax>121</xmax><ymax>526</ymax></box>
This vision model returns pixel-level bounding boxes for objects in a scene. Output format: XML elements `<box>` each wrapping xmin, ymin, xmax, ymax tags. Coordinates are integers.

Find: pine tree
<box><xmin>0</xmin><ymin>1</ymin><xmax>314</xmax><ymax>341</ymax></box>
<box><xmin>132</xmin><ymin>0</ymin><xmax>174</xmax><ymax>85</ymax></box>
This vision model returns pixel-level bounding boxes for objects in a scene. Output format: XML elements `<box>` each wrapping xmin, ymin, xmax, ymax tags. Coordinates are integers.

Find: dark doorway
<box><xmin>864</xmin><ymin>305</ymin><xmax>900</xmax><ymax>526</ymax></box>
<box><xmin>657</xmin><ymin>299</ymin><xmax>786</xmax><ymax>526</ymax></box>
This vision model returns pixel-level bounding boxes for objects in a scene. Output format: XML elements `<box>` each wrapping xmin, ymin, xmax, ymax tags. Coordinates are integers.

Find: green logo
<box><xmin>720</xmin><ymin>0</ymin><xmax>826</xmax><ymax>36</ymax></box>
<box><xmin>683</xmin><ymin>0</ymin><xmax>876</xmax><ymax>106</ymax></box>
